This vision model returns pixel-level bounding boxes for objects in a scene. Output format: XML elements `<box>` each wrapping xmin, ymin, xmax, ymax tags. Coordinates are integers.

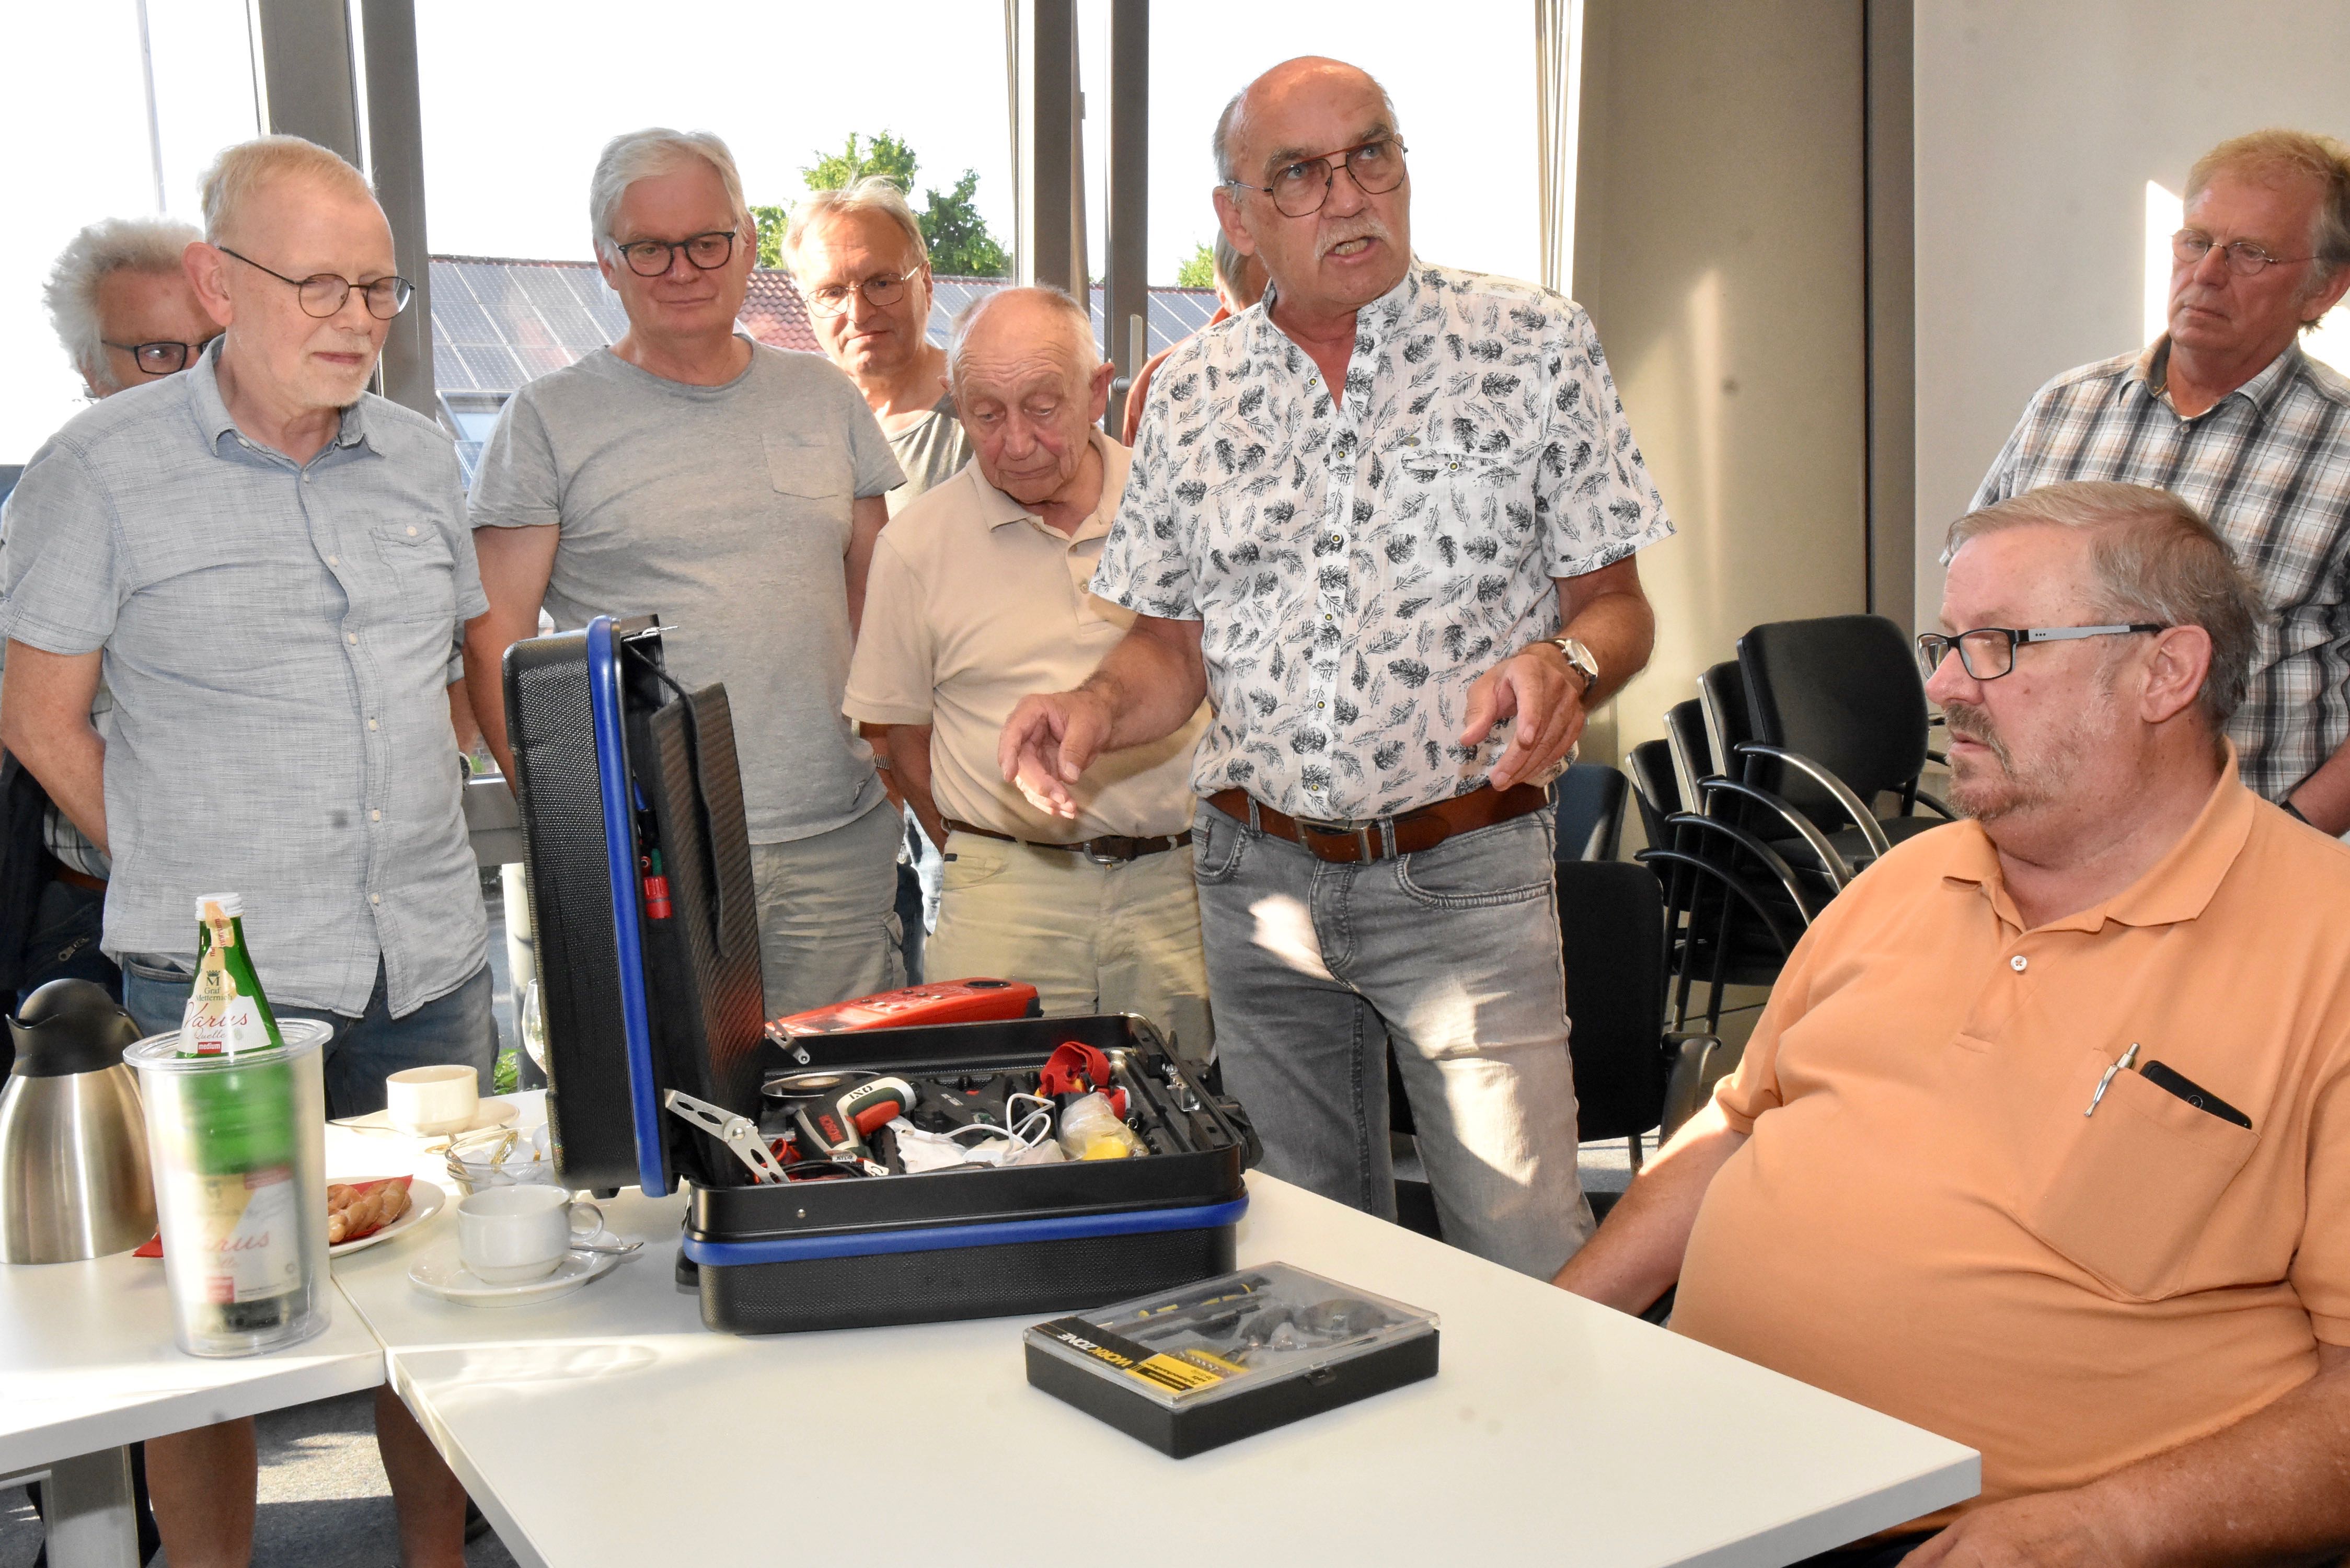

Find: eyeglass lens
<box><xmin>130</xmin><ymin>342</ymin><xmax>194</xmax><ymax>374</ymax></box>
<box><xmin>2171</xmin><ymin>230</ymin><xmax>2291</xmax><ymax>276</ymax></box>
<box><xmin>805</xmin><ymin>273</ymin><xmax>909</xmax><ymax>317</ymax></box>
<box><xmin>294</xmin><ymin>274</ymin><xmax>413</xmax><ymax>320</ymax></box>
<box><xmin>1269</xmin><ymin>140</ymin><xmax>1407</xmax><ymax>217</ymax></box>
<box><xmin>619</xmin><ymin>232</ymin><xmax>736</xmax><ymax>278</ymax></box>
<box><xmin>1917</xmin><ymin>630</ymin><xmax>2018</xmax><ymax>680</ymax></box>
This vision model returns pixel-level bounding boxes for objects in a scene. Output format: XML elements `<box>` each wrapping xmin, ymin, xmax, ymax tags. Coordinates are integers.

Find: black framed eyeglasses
<box><xmin>1226</xmin><ymin>136</ymin><xmax>1409</xmax><ymax>218</ymax></box>
<box><xmin>2172</xmin><ymin>228</ymin><xmax>2312</xmax><ymax>276</ymax></box>
<box><xmin>219</xmin><ymin>247</ymin><xmax>412</xmax><ymax>319</ymax></box>
<box><xmin>612</xmin><ymin>229</ymin><xmax>738</xmax><ymax>278</ymax></box>
<box><xmin>1915</xmin><ymin>624</ymin><xmax>2167</xmax><ymax>682</ymax></box>
<box><xmin>101</xmin><ymin>337</ymin><xmax>220</xmax><ymax>375</ymax></box>
<box><xmin>802</xmin><ymin>269</ymin><xmax>918</xmax><ymax>318</ymax></box>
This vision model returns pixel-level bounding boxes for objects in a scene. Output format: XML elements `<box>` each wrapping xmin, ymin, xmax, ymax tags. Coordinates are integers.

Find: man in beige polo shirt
<box><xmin>1559</xmin><ymin>481</ymin><xmax>2350</xmax><ymax>1566</ymax></box>
<box><xmin>845</xmin><ymin>286</ymin><xmax>1212</xmax><ymax>1057</ymax></box>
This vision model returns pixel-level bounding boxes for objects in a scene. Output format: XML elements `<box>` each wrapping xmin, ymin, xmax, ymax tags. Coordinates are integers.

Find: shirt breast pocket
<box><xmin>2019</xmin><ymin>1051</ymin><xmax>2259</xmax><ymax>1301</ymax></box>
<box><xmin>764</xmin><ymin>432</ymin><xmax>850</xmax><ymax>501</ymax></box>
<box><xmin>1391</xmin><ymin>445</ymin><xmax>1526</xmax><ymax>535</ymax></box>
<box><xmin>368</xmin><ymin>520</ymin><xmax>456</xmax><ymax>618</ymax></box>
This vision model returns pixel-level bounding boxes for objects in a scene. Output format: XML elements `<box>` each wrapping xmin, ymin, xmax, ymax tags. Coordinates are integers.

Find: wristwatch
<box><xmin>1546</xmin><ymin>636</ymin><xmax>1600</xmax><ymax>697</ymax></box>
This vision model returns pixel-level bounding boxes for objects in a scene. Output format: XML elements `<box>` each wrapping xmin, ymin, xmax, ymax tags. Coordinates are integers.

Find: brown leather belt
<box><xmin>941</xmin><ymin>818</ymin><xmax>1192</xmax><ymax>864</ymax></box>
<box><xmin>1205</xmin><ymin>783</ymin><xmax>1550</xmax><ymax>865</ymax></box>
<box><xmin>50</xmin><ymin>862</ymin><xmax>107</xmax><ymax>893</ymax></box>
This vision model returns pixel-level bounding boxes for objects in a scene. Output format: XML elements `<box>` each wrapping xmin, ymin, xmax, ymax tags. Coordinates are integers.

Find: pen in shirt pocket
<box><xmin>2085</xmin><ymin>1041</ymin><xmax>2141</xmax><ymax>1117</ymax></box>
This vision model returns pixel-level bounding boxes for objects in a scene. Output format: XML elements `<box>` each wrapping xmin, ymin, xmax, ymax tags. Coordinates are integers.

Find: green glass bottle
<box><xmin>175</xmin><ymin>894</ymin><xmax>299</xmax><ymax>1337</ymax></box>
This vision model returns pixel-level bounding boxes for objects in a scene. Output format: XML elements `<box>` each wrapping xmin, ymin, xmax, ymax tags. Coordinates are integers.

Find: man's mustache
<box><xmin>1317</xmin><ymin>218</ymin><xmax>1391</xmax><ymax>260</ymax></box>
<box><xmin>1942</xmin><ymin>700</ymin><xmax>2013</xmax><ymax>767</ymax></box>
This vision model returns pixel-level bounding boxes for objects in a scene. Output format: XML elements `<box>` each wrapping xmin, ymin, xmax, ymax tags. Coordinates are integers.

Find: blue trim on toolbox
<box><xmin>586</xmin><ymin>617</ymin><xmax>668</xmax><ymax>1199</ymax></box>
<box><xmin>681</xmin><ymin>1195</ymin><xmax>1249</xmax><ymax>1266</ymax></box>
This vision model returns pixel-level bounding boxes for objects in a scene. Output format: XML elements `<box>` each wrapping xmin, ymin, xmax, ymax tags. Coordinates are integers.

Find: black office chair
<box><xmin>1695</xmin><ymin>659</ymin><xmax>1861</xmax><ymax>896</ymax></box>
<box><xmin>1625</xmin><ymin>739</ymin><xmax>1681</xmax><ymax>854</ymax></box>
<box><xmin>1736</xmin><ymin>615</ymin><xmax>1957</xmax><ymax>875</ymax></box>
<box><xmin>1554</xmin><ymin>762</ymin><xmax>1630</xmax><ymax>863</ymax></box>
<box><xmin>1560</xmin><ymin>860</ymin><xmax>1722</xmax><ymax>1177</ymax></box>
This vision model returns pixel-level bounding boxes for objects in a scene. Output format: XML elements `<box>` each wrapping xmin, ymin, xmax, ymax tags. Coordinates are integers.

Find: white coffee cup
<box><xmin>455</xmin><ymin>1186</ymin><xmax>604</xmax><ymax>1284</ymax></box>
<box><xmin>387</xmin><ymin>1064</ymin><xmax>479</xmax><ymax>1135</ymax></box>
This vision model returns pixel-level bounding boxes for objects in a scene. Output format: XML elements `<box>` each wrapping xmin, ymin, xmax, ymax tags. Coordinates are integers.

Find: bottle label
<box><xmin>182</xmin><ymin>1166</ymin><xmax>301</xmax><ymax>1304</ymax></box>
<box><xmin>181</xmin><ymin>983</ymin><xmax>274</xmax><ymax>1057</ymax></box>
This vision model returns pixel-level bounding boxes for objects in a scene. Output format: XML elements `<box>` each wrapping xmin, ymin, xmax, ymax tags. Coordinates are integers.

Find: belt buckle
<box><xmin>1297</xmin><ymin>815</ymin><xmax>1381</xmax><ymax>862</ymax></box>
<box><xmin>1080</xmin><ymin>839</ymin><xmax>1125</xmax><ymax>866</ymax></box>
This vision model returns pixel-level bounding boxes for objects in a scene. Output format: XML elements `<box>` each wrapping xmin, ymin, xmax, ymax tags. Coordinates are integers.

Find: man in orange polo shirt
<box><xmin>1559</xmin><ymin>479</ymin><xmax>2350</xmax><ymax>1566</ymax></box>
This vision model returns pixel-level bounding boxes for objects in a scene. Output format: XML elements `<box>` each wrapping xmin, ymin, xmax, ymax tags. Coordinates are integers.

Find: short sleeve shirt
<box><xmin>1674</xmin><ymin>764</ymin><xmax>2350</xmax><ymax>1517</ymax></box>
<box><xmin>467</xmin><ymin>341</ymin><xmax>904</xmax><ymax>843</ymax></box>
<box><xmin>883</xmin><ymin>391</ymin><xmax>973</xmax><ymax>515</ymax></box>
<box><xmin>1973</xmin><ymin>339</ymin><xmax>2350</xmax><ymax>801</ymax></box>
<box><xmin>0</xmin><ymin>342</ymin><xmax>488</xmax><ymax>1016</ymax></box>
<box><xmin>844</xmin><ymin>431</ymin><xmax>1208</xmax><ymax>841</ymax></box>
<box><xmin>1093</xmin><ymin>260</ymin><xmax>1673</xmax><ymax>819</ymax></box>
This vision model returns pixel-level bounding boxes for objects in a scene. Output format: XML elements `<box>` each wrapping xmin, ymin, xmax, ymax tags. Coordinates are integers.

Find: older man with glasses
<box><xmin>1977</xmin><ymin>129</ymin><xmax>2350</xmax><ymax>836</ymax></box>
<box><xmin>2</xmin><ymin>217</ymin><xmax>218</xmax><ymax>1021</ymax></box>
<box><xmin>1</xmin><ymin>134</ymin><xmax>488</xmax><ymax>1568</ymax></box>
<box><xmin>467</xmin><ymin>128</ymin><xmax>907</xmax><ymax>1020</ymax></box>
<box><xmin>1003</xmin><ymin>56</ymin><xmax>1672</xmax><ymax>1278</ymax></box>
<box><xmin>1562</xmin><ymin>480</ymin><xmax>2350</xmax><ymax>1568</ymax></box>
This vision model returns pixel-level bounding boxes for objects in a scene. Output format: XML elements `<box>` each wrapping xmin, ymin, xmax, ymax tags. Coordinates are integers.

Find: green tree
<box><xmin>921</xmin><ymin>169</ymin><xmax>1010</xmax><ymax>278</ymax></box>
<box><xmin>1176</xmin><ymin>241</ymin><xmax>1215</xmax><ymax>289</ymax></box>
<box><xmin>751</xmin><ymin>204</ymin><xmax>791</xmax><ymax>269</ymax></box>
<box><xmin>803</xmin><ymin>131</ymin><xmax>919</xmax><ymax>193</ymax></box>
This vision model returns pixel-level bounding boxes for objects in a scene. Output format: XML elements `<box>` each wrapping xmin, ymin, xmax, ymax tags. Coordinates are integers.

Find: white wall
<box><xmin>1575</xmin><ymin>0</ymin><xmax>1870</xmax><ymax>760</ymax></box>
<box><xmin>1913</xmin><ymin>0</ymin><xmax>2350</xmax><ymax>624</ymax></box>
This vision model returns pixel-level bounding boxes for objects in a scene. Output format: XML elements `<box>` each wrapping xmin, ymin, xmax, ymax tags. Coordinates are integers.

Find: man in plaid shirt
<box><xmin>1976</xmin><ymin>130</ymin><xmax>2350</xmax><ymax>832</ymax></box>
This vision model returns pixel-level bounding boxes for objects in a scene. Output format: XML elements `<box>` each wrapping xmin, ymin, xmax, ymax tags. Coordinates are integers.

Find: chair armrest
<box><xmin>1698</xmin><ymin>776</ymin><xmax>1858</xmax><ymax>887</ymax></box>
<box><xmin>1735</xmin><ymin>743</ymin><xmax>1894</xmax><ymax>859</ymax></box>
<box><xmin>1639</xmin><ymin>821</ymin><xmax>1822</xmax><ymax>943</ymax></box>
<box><xmin>1660</xmin><ymin>1032</ymin><xmax>1722</xmax><ymax>1139</ymax></box>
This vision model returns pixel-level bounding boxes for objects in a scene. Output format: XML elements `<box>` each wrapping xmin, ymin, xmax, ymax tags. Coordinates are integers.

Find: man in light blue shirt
<box><xmin>0</xmin><ymin>135</ymin><xmax>483</xmax><ymax>1568</ymax></box>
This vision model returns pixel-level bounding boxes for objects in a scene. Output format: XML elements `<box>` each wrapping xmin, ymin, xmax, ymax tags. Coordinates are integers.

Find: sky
<box><xmin>0</xmin><ymin>0</ymin><xmax>1542</xmax><ymax>464</ymax></box>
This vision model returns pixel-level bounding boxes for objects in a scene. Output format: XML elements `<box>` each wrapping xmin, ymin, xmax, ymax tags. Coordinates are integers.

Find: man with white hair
<box><xmin>1</xmin><ymin>135</ymin><xmax>486</xmax><ymax>1567</ymax></box>
<box><xmin>786</xmin><ymin>176</ymin><xmax>970</xmax><ymax>510</ymax></box>
<box><xmin>786</xmin><ymin>176</ymin><xmax>971</xmax><ymax>982</ymax></box>
<box><xmin>1561</xmin><ymin>481</ymin><xmax>2350</xmax><ymax>1567</ymax></box>
<box><xmin>467</xmin><ymin>129</ymin><xmax>906</xmax><ymax>1019</ymax></box>
<box><xmin>1003</xmin><ymin>57</ymin><xmax>1669</xmax><ymax>1277</ymax></box>
<box><xmin>3</xmin><ymin>215</ymin><xmax>214</xmax><ymax>1014</ymax></box>
<box><xmin>1977</xmin><ymin>129</ymin><xmax>2350</xmax><ymax>835</ymax></box>
<box><xmin>846</xmin><ymin>287</ymin><xmax>1213</xmax><ymax>1054</ymax></box>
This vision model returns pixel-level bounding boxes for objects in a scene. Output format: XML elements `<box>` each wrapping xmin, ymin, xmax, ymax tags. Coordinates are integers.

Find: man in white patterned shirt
<box><xmin>1976</xmin><ymin>129</ymin><xmax>2350</xmax><ymax>832</ymax></box>
<box><xmin>1002</xmin><ymin>56</ymin><xmax>1671</xmax><ymax>1277</ymax></box>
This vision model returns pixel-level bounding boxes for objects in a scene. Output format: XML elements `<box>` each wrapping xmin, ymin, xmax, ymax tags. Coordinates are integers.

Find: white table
<box><xmin>332</xmin><ymin>1094</ymin><xmax>1977</xmax><ymax>1568</ymax></box>
<box><xmin>0</xmin><ymin>1245</ymin><xmax>384</xmax><ymax>1567</ymax></box>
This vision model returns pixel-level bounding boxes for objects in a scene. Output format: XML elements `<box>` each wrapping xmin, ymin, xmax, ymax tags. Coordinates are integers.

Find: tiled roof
<box><xmin>428</xmin><ymin>256</ymin><xmax>1219</xmax><ymax>397</ymax></box>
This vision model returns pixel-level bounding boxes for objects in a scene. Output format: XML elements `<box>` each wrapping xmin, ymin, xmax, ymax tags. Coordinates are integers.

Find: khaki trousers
<box><xmin>928</xmin><ymin>831</ymin><xmax>1214</xmax><ymax>1063</ymax></box>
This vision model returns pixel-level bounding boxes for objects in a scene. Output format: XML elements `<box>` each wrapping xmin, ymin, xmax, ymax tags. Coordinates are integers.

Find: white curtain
<box><xmin>1535</xmin><ymin>0</ymin><xmax>1584</xmax><ymax>296</ymax></box>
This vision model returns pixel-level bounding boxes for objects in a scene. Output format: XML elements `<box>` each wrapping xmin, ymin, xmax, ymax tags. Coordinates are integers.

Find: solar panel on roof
<box><xmin>513</xmin><ymin>267</ymin><xmax>611</xmax><ymax>351</ymax></box>
<box><xmin>459</xmin><ymin>343</ymin><xmax>525</xmax><ymax>390</ymax></box>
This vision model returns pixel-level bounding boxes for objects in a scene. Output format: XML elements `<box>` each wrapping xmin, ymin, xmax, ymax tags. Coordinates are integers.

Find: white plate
<box><xmin>332</xmin><ymin>1100</ymin><xmax>519</xmax><ymax>1137</ymax></box>
<box><xmin>330</xmin><ymin>1178</ymin><xmax>443</xmax><ymax>1258</ymax></box>
<box><xmin>407</xmin><ymin>1239</ymin><xmax>623</xmax><ymax>1307</ymax></box>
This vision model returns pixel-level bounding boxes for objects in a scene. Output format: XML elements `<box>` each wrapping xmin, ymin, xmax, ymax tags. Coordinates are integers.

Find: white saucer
<box><xmin>333</xmin><ymin>1101</ymin><xmax>520</xmax><ymax>1137</ymax></box>
<box><xmin>407</xmin><ymin>1239</ymin><xmax>623</xmax><ymax>1307</ymax></box>
<box><xmin>330</xmin><ymin>1178</ymin><xmax>444</xmax><ymax>1258</ymax></box>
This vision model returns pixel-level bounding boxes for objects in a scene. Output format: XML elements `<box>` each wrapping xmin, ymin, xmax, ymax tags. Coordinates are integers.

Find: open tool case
<box><xmin>1025</xmin><ymin>1263</ymin><xmax>1440</xmax><ymax>1457</ymax></box>
<box><xmin>506</xmin><ymin>616</ymin><xmax>1254</xmax><ymax>1335</ymax></box>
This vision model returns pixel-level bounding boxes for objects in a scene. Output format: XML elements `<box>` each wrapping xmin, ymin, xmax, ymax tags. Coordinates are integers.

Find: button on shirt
<box><xmin>1093</xmin><ymin>260</ymin><xmax>1673</xmax><ymax>820</ymax></box>
<box><xmin>1975</xmin><ymin>338</ymin><xmax>2350</xmax><ymax>801</ymax></box>
<box><xmin>0</xmin><ymin>343</ymin><xmax>488</xmax><ymax>1016</ymax></box>
<box><xmin>845</xmin><ymin>430</ymin><xmax>1208</xmax><ymax>843</ymax></box>
<box><xmin>1674</xmin><ymin>761</ymin><xmax>2350</xmax><ymax>1519</ymax></box>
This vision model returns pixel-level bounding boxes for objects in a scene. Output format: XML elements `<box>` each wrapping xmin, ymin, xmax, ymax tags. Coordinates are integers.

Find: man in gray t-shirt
<box><xmin>465</xmin><ymin>129</ymin><xmax>907</xmax><ymax>1018</ymax></box>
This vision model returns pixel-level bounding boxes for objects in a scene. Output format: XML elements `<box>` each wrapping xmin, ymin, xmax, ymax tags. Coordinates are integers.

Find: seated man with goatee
<box><xmin>1557</xmin><ymin>480</ymin><xmax>2350</xmax><ymax>1567</ymax></box>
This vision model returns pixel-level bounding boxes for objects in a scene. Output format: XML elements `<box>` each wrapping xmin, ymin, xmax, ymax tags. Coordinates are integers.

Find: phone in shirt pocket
<box><xmin>2019</xmin><ymin>1046</ymin><xmax>2258</xmax><ymax>1301</ymax></box>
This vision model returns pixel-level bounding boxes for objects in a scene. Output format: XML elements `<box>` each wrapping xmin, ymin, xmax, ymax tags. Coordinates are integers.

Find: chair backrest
<box><xmin>1663</xmin><ymin>698</ymin><xmax>1714</xmax><ymax>812</ymax></box>
<box><xmin>1559</xmin><ymin>859</ymin><xmax>1669</xmax><ymax>1143</ymax></box>
<box><xmin>1624</xmin><ymin>740</ymin><xmax>1680</xmax><ymax>853</ymax></box>
<box><xmin>1697</xmin><ymin>661</ymin><xmax>1753</xmax><ymax>780</ymax></box>
<box><xmin>1553</xmin><ymin>762</ymin><xmax>1629</xmax><ymax>862</ymax></box>
<box><xmin>1738</xmin><ymin>615</ymin><xmax>1930</xmax><ymax>810</ymax></box>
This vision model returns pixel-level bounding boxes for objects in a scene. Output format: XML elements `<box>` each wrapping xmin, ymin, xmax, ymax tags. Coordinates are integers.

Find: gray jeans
<box><xmin>1194</xmin><ymin>799</ymin><xmax>1595</xmax><ymax>1277</ymax></box>
<box><xmin>749</xmin><ymin>797</ymin><xmax>906</xmax><ymax>1019</ymax></box>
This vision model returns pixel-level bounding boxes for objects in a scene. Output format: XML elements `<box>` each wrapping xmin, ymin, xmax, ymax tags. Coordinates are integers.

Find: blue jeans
<box><xmin>1194</xmin><ymin>799</ymin><xmax>1595</xmax><ymax>1278</ymax></box>
<box><xmin>121</xmin><ymin>956</ymin><xmax>494</xmax><ymax>1122</ymax></box>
